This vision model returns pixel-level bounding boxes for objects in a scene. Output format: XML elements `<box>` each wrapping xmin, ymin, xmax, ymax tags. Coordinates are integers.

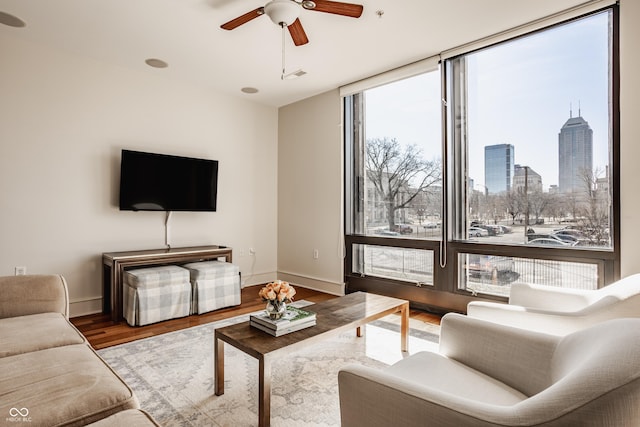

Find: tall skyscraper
<box><xmin>484</xmin><ymin>144</ymin><xmax>514</xmax><ymax>194</ymax></box>
<box><xmin>558</xmin><ymin>109</ymin><xmax>593</xmax><ymax>193</ymax></box>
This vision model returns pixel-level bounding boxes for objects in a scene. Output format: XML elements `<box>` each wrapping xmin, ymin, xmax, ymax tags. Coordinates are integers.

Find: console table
<box><xmin>103</xmin><ymin>245</ymin><xmax>233</xmax><ymax>322</ymax></box>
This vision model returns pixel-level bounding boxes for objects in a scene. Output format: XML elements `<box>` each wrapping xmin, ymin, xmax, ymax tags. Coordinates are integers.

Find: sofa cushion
<box><xmin>385</xmin><ymin>351</ymin><xmax>527</xmax><ymax>406</ymax></box>
<box><xmin>0</xmin><ymin>313</ymin><xmax>86</xmax><ymax>358</ymax></box>
<box><xmin>0</xmin><ymin>275</ymin><xmax>68</xmax><ymax>318</ymax></box>
<box><xmin>0</xmin><ymin>344</ymin><xmax>138</xmax><ymax>426</ymax></box>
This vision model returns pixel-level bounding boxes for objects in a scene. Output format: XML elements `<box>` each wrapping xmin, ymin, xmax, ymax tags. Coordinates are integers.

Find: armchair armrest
<box><xmin>468</xmin><ymin>295</ymin><xmax>640</xmax><ymax>336</ymax></box>
<box><xmin>0</xmin><ymin>274</ymin><xmax>69</xmax><ymax>318</ymax></box>
<box><xmin>509</xmin><ymin>282</ymin><xmax>592</xmax><ymax>310</ymax></box>
<box><xmin>339</xmin><ymin>364</ymin><xmax>511</xmax><ymax>427</ymax></box>
<box><xmin>438</xmin><ymin>313</ymin><xmax>558</xmax><ymax>396</ymax></box>
<box><xmin>466</xmin><ymin>300</ymin><xmax>579</xmax><ymax>335</ymax></box>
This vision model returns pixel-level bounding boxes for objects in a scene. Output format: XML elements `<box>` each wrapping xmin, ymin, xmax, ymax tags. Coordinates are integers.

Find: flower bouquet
<box><xmin>258</xmin><ymin>280</ymin><xmax>296</xmax><ymax>320</ymax></box>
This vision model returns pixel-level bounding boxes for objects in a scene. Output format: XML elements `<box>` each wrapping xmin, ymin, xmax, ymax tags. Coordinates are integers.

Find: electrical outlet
<box><xmin>313</xmin><ymin>249</ymin><xmax>319</xmax><ymax>259</ymax></box>
<box><xmin>15</xmin><ymin>266</ymin><xmax>26</xmax><ymax>276</ymax></box>
<box><xmin>239</xmin><ymin>249</ymin><xmax>245</xmax><ymax>257</ymax></box>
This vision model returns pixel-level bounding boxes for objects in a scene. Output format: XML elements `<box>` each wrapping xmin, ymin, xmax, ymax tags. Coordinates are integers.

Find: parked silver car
<box><xmin>467</xmin><ymin>254</ymin><xmax>515</xmax><ymax>278</ymax></box>
<box><xmin>527</xmin><ymin>238</ymin><xmax>576</xmax><ymax>247</ymax></box>
<box><xmin>468</xmin><ymin>227</ymin><xmax>489</xmax><ymax>237</ymax></box>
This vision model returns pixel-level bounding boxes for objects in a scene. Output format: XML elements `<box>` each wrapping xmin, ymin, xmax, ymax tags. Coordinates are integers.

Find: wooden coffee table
<box><xmin>214</xmin><ymin>291</ymin><xmax>409</xmax><ymax>427</ymax></box>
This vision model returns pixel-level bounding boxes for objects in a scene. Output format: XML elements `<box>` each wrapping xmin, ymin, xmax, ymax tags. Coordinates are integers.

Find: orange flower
<box><xmin>259</xmin><ymin>280</ymin><xmax>296</xmax><ymax>304</ymax></box>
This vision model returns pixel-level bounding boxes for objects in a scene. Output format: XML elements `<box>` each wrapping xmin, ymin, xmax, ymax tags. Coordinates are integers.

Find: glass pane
<box><xmin>458</xmin><ymin>253</ymin><xmax>598</xmax><ymax>297</ymax></box>
<box><xmin>353</xmin><ymin>244</ymin><xmax>434</xmax><ymax>285</ymax></box>
<box><xmin>457</xmin><ymin>10</ymin><xmax>613</xmax><ymax>249</ymax></box>
<box><xmin>361</xmin><ymin>72</ymin><xmax>443</xmax><ymax>239</ymax></box>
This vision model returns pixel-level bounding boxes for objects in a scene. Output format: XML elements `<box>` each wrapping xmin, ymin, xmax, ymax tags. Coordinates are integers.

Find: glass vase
<box><xmin>265</xmin><ymin>300</ymin><xmax>286</xmax><ymax>320</ymax></box>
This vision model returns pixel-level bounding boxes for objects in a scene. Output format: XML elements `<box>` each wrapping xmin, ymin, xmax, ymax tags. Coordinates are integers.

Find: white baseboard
<box><xmin>70</xmin><ymin>296</ymin><xmax>103</xmax><ymax>318</ymax></box>
<box><xmin>241</xmin><ymin>271</ymin><xmax>277</xmax><ymax>288</ymax></box>
<box><xmin>277</xmin><ymin>271</ymin><xmax>345</xmax><ymax>296</ymax></box>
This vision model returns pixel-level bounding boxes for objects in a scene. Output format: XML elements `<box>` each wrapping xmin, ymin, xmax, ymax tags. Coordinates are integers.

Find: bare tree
<box><xmin>503</xmin><ymin>189</ymin><xmax>522</xmax><ymax>224</ymax></box>
<box><xmin>486</xmin><ymin>194</ymin><xmax>504</xmax><ymax>224</ymax></box>
<box><xmin>562</xmin><ymin>191</ymin><xmax>581</xmax><ymax>222</ymax></box>
<box><xmin>545</xmin><ymin>193</ymin><xmax>564</xmax><ymax>224</ymax></box>
<box><xmin>366</xmin><ymin>137</ymin><xmax>441</xmax><ymax>230</ymax></box>
<box><xmin>469</xmin><ymin>189</ymin><xmax>482</xmax><ymax>221</ymax></box>
<box><xmin>576</xmin><ymin>167</ymin><xmax>610</xmax><ymax>246</ymax></box>
<box><xmin>529</xmin><ymin>190</ymin><xmax>550</xmax><ymax>224</ymax></box>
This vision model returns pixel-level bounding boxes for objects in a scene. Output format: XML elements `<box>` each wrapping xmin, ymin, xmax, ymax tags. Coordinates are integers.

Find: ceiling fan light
<box><xmin>264</xmin><ymin>0</ymin><xmax>300</xmax><ymax>26</ymax></box>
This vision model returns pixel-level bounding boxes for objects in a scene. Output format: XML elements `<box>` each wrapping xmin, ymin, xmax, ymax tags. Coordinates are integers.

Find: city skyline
<box><xmin>364</xmin><ymin>10</ymin><xmax>610</xmax><ymax>193</ymax></box>
<box><xmin>479</xmin><ymin>109</ymin><xmax>595</xmax><ymax>196</ymax></box>
<box><xmin>467</xmin><ymin>10</ymin><xmax>609</xmax><ymax>191</ymax></box>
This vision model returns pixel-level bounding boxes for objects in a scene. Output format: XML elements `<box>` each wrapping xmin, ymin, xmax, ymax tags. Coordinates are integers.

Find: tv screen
<box><xmin>119</xmin><ymin>149</ymin><xmax>218</xmax><ymax>211</ymax></box>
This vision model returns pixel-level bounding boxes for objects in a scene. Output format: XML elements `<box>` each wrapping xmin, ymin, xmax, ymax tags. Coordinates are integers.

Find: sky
<box><xmin>364</xmin><ymin>10</ymin><xmax>611</xmax><ymax>191</ymax></box>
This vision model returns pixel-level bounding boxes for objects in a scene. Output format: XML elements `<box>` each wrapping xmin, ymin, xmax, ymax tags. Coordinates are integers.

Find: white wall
<box><xmin>277</xmin><ymin>90</ymin><xmax>344</xmax><ymax>295</ymax></box>
<box><xmin>0</xmin><ymin>35</ymin><xmax>279</xmax><ymax>316</ymax></box>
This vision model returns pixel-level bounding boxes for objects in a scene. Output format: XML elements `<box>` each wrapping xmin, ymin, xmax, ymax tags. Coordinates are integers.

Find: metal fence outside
<box><xmin>352</xmin><ymin>244</ymin><xmax>598</xmax><ymax>297</ymax></box>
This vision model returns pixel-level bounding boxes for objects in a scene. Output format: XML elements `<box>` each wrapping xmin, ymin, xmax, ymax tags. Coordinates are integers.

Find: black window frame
<box><xmin>343</xmin><ymin>5</ymin><xmax>620</xmax><ymax>313</ymax></box>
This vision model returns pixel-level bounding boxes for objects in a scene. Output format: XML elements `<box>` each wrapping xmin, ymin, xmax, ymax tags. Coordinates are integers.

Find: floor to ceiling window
<box><xmin>344</xmin><ymin>4</ymin><xmax>619</xmax><ymax>311</ymax></box>
<box><xmin>346</xmin><ymin>70</ymin><xmax>443</xmax><ymax>288</ymax></box>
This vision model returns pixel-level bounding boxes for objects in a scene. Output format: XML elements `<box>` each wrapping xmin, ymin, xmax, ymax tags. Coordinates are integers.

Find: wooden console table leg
<box><xmin>110</xmin><ymin>265</ymin><xmax>119</xmax><ymax>322</ymax></box>
<box><xmin>214</xmin><ymin>335</ymin><xmax>225</xmax><ymax>396</ymax></box>
<box><xmin>400</xmin><ymin>302</ymin><xmax>409</xmax><ymax>352</ymax></box>
<box><xmin>258</xmin><ymin>355</ymin><xmax>272</xmax><ymax>427</ymax></box>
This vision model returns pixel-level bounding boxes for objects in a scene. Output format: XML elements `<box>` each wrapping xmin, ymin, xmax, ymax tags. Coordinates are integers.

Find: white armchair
<box><xmin>338</xmin><ymin>313</ymin><xmax>640</xmax><ymax>427</ymax></box>
<box><xmin>466</xmin><ymin>273</ymin><xmax>640</xmax><ymax>335</ymax></box>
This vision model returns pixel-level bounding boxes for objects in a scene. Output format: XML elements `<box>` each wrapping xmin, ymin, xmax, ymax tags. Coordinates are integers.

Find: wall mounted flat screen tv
<box><xmin>119</xmin><ymin>149</ymin><xmax>218</xmax><ymax>211</ymax></box>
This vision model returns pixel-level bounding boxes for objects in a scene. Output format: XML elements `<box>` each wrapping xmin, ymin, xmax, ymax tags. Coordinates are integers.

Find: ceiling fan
<box><xmin>220</xmin><ymin>0</ymin><xmax>364</xmax><ymax>46</ymax></box>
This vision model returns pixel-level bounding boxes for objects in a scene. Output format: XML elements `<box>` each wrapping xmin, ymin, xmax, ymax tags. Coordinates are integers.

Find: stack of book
<box><xmin>250</xmin><ymin>305</ymin><xmax>317</xmax><ymax>337</ymax></box>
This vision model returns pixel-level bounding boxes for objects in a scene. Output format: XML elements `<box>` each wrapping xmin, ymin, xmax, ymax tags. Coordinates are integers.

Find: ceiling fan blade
<box><xmin>220</xmin><ymin>7</ymin><xmax>264</xmax><ymax>30</ymax></box>
<box><xmin>288</xmin><ymin>18</ymin><xmax>309</xmax><ymax>46</ymax></box>
<box><xmin>307</xmin><ymin>0</ymin><xmax>363</xmax><ymax>18</ymax></box>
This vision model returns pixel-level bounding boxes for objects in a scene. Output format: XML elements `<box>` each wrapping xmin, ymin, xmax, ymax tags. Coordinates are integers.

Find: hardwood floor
<box><xmin>71</xmin><ymin>285</ymin><xmax>441</xmax><ymax>350</ymax></box>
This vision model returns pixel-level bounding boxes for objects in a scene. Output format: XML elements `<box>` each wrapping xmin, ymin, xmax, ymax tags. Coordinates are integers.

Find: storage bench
<box><xmin>182</xmin><ymin>260</ymin><xmax>241</xmax><ymax>314</ymax></box>
<box><xmin>123</xmin><ymin>265</ymin><xmax>191</xmax><ymax>326</ymax></box>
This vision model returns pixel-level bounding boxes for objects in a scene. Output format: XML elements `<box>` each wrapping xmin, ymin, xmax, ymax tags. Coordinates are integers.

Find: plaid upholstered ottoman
<box><xmin>123</xmin><ymin>265</ymin><xmax>191</xmax><ymax>326</ymax></box>
<box><xmin>182</xmin><ymin>261</ymin><xmax>241</xmax><ymax>314</ymax></box>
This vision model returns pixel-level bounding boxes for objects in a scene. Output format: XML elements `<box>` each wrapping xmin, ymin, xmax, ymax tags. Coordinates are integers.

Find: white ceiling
<box><xmin>0</xmin><ymin>0</ymin><xmax>591</xmax><ymax>107</ymax></box>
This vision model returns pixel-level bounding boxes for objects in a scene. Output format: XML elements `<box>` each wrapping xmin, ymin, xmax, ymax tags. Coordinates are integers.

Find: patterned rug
<box><xmin>98</xmin><ymin>303</ymin><xmax>440</xmax><ymax>427</ymax></box>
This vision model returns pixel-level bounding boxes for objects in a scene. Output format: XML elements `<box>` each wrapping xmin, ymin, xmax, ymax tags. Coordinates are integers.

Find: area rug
<box><xmin>97</xmin><ymin>304</ymin><xmax>440</xmax><ymax>427</ymax></box>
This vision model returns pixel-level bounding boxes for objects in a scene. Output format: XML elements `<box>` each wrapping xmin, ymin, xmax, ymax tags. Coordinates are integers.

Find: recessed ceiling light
<box><xmin>241</xmin><ymin>87</ymin><xmax>259</xmax><ymax>94</ymax></box>
<box><xmin>301</xmin><ymin>1</ymin><xmax>316</xmax><ymax>9</ymax></box>
<box><xmin>145</xmin><ymin>58</ymin><xmax>168</xmax><ymax>69</ymax></box>
<box><xmin>0</xmin><ymin>11</ymin><xmax>26</xmax><ymax>28</ymax></box>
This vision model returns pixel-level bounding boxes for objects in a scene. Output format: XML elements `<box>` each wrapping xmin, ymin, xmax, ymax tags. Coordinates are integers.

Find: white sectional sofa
<box><xmin>0</xmin><ymin>274</ymin><xmax>159</xmax><ymax>426</ymax></box>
